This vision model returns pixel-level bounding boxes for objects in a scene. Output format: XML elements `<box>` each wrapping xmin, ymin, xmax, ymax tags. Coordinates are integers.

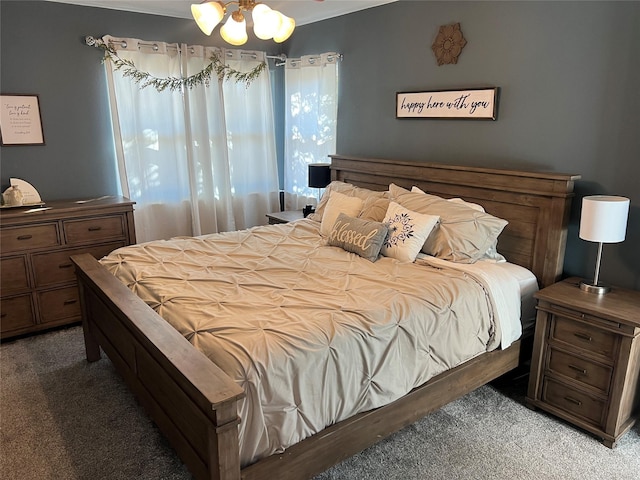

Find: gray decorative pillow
<box><xmin>327</xmin><ymin>213</ymin><xmax>389</xmax><ymax>262</ymax></box>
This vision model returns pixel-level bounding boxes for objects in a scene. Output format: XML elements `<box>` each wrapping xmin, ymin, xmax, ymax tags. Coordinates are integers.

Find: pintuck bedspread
<box><xmin>100</xmin><ymin>218</ymin><xmax>520</xmax><ymax>467</ymax></box>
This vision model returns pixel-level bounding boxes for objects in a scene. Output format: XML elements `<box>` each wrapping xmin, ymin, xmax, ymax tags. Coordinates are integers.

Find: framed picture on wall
<box><xmin>396</xmin><ymin>87</ymin><xmax>499</xmax><ymax>120</ymax></box>
<box><xmin>0</xmin><ymin>94</ymin><xmax>45</xmax><ymax>146</ymax></box>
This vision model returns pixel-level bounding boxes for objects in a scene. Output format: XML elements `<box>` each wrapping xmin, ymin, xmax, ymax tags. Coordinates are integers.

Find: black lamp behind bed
<box><xmin>307</xmin><ymin>164</ymin><xmax>331</xmax><ymax>215</ymax></box>
<box><xmin>308</xmin><ymin>163</ymin><xmax>331</xmax><ymax>191</ymax></box>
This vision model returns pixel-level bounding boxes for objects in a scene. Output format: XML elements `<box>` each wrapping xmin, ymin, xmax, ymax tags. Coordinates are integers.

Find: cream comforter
<box><xmin>101</xmin><ymin>219</ymin><xmax>517</xmax><ymax>466</ymax></box>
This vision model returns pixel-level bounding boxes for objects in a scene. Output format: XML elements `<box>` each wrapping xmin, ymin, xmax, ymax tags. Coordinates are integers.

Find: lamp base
<box><xmin>579</xmin><ymin>280</ymin><xmax>611</xmax><ymax>295</ymax></box>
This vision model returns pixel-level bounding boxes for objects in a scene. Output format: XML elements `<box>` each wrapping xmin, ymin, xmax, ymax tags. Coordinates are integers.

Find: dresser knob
<box><xmin>58</xmin><ymin>263</ymin><xmax>73</xmax><ymax>269</ymax></box>
<box><xmin>88</xmin><ymin>226</ymin><xmax>102</xmax><ymax>232</ymax></box>
<box><xmin>17</xmin><ymin>234</ymin><xmax>33</xmax><ymax>240</ymax></box>
<box><xmin>564</xmin><ymin>396</ymin><xmax>582</xmax><ymax>406</ymax></box>
<box><xmin>574</xmin><ymin>332</ymin><xmax>592</xmax><ymax>342</ymax></box>
<box><xmin>568</xmin><ymin>364</ymin><xmax>587</xmax><ymax>375</ymax></box>
<box><xmin>63</xmin><ymin>299</ymin><xmax>77</xmax><ymax>305</ymax></box>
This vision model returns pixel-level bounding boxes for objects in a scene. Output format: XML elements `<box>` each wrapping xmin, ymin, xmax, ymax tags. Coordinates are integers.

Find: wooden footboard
<box><xmin>73</xmin><ymin>252</ymin><xmax>520</xmax><ymax>480</ymax></box>
<box><xmin>72</xmin><ymin>253</ymin><xmax>245</xmax><ymax>480</ymax></box>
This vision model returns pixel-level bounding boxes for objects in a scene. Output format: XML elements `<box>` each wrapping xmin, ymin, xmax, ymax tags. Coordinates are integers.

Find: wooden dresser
<box><xmin>1</xmin><ymin>196</ymin><xmax>135</xmax><ymax>340</ymax></box>
<box><xmin>526</xmin><ymin>277</ymin><xmax>640</xmax><ymax>447</ymax></box>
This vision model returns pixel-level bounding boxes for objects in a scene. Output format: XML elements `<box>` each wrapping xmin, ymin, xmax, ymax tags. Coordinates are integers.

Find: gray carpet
<box><xmin>1</xmin><ymin>326</ymin><xmax>638</xmax><ymax>480</ymax></box>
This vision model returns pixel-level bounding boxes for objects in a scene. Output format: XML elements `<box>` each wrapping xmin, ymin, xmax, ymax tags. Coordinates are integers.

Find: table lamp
<box><xmin>308</xmin><ymin>163</ymin><xmax>331</xmax><ymax>199</ymax></box>
<box><xmin>578</xmin><ymin>195</ymin><xmax>630</xmax><ymax>294</ymax></box>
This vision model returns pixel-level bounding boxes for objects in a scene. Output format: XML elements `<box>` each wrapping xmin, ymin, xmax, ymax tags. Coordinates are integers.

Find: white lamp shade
<box><xmin>252</xmin><ymin>4</ymin><xmax>282</xmax><ymax>40</ymax></box>
<box><xmin>191</xmin><ymin>2</ymin><xmax>225</xmax><ymax>35</ymax></box>
<box><xmin>220</xmin><ymin>13</ymin><xmax>248</xmax><ymax>46</ymax></box>
<box><xmin>273</xmin><ymin>14</ymin><xmax>295</xmax><ymax>43</ymax></box>
<box><xmin>579</xmin><ymin>195</ymin><xmax>629</xmax><ymax>243</ymax></box>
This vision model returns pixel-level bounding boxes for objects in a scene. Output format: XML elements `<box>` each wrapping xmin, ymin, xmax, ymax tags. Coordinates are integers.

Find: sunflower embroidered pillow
<box><xmin>381</xmin><ymin>202</ymin><xmax>440</xmax><ymax>262</ymax></box>
<box><xmin>328</xmin><ymin>213</ymin><xmax>389</xmax><ymax>262</ymax></box>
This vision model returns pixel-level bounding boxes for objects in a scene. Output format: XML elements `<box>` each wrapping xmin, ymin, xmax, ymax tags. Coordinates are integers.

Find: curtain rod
<box><xmin>85</xmin><ymin>36</ymin><xmax>341</xmax><ymax>67</ymax></box>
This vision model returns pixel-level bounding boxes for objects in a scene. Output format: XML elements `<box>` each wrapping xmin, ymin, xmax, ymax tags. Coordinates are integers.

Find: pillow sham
<box><xmin>411</xmin><ymin>187</ymin><xmax>506</xmax><ymax>262</ymax></box>
<box><xmin>320</xmin><ymin>191</ymin><xmax>364</xmax><ymax>236</ymax></box>
<box><xmin>381</xmin><ymin>201</ymin><xmax>440</xmax><ymax>263</ymax></box>
<box><xmin>390</xmin><ymin>183</ymin><xmax>508</xmax><ymax>263</ymax></box>
<box><xmin>358</xmin><ymin>196</ymin><xmax>390</xmax><ymax>222</ymax></box>
<box><xmin>308</xmin><ymin>181</ymin><xmax>387</xmax><ymax>222</ymax></box>
<box><xmin>327</xmin><ymin>213</ymin><xmax>389</xmax><ymax>262</ymax></box>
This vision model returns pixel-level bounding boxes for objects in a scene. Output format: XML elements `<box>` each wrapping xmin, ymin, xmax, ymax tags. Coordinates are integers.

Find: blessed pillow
<box><xmin>320</xmin><ymin>191</ymin><xmax>364</xmax><ymax>236</ymax></box>
<box><xmin>381</xmin><ymin>202</ymin><xmax>440</xmax><ymax>263</ymax></box>
<box><xmin>390</xmin><ymin>183</ymin><xmax>508</xmax><ymax>263</ymax></box>
<box><xmin>308</xmin><ymin>181</ymin><xmax>387</xmax><ymax>222</ymax></box>
<box><xmin>327</xmin><ymin>213</ymin><xmax>388</xmax><ymax>262</ymax></box>
<box><xmin>411</xmin><ymin>188</ymin><xmax>506</xmax><ymax>262</ymax></box>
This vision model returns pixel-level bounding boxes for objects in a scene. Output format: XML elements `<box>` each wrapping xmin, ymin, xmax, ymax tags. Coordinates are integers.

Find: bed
<box><xmin>71</xmin><ymin>155</ymin><xmax>579</xmax><ymax>480</ymax></box>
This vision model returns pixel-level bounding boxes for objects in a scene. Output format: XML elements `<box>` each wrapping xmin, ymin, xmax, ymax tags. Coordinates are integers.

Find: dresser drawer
<box><xmin>63</xmin><ymin>216</ymin><xmax>125</xmax><ymax>245</ymax></box>
<box><xmin>37</xmin><ymin>286</ymin><xmax>81</xmax><ymax>323</ymax></box>
<box><xmin>543</xmin><ymin>378</ymin><xmax>606</xmax><ymax>427</ymax></box>
<box><xmin>31</xmin><ymin>242</ymin><xmax>125</xmax><ymax>288</ymax></box>
<box><xmin>1</xmin><ymin>224</ymin><xmax>60</xmax><ymax>253</ymax></box>
<box><xmin>552</xmin><ymin>316</ymin><xmax>617</xmax><ymax>358</ymax></box>
<box><xmin>1</xmin><ymin>256</ymin><xmax>30</xmax><ymax>294</ymax></box>
<box><xmin>0</xmin><ymin>294</ymin><xmax>36</xmax><ymax>332</ymax></box>
<box><xmin>547</xmin><ymin>348</ymin><xmax>613</xmax><ymax>395</ymax></box>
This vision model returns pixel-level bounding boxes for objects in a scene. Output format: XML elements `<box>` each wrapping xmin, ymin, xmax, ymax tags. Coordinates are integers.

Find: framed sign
<box><xmin>0</xmin><ymin>94</ymin><xmax>45</xmax><ymax>145</ymax></box>
<box><xmin>396</xmin><ymin>87</ymin><xmax>499</xmax><ymax>120</ymax></box>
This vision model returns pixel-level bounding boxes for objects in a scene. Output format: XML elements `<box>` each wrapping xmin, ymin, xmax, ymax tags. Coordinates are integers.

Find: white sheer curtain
<box><xmin>283</xmin><ymin>53</ymin><xmax>339</xmax><ymax>210</ymax></box>
<box><xmin>104</xmin><ymin>36</ymin><xmax>279</xmax><ymax>242</ymax></box>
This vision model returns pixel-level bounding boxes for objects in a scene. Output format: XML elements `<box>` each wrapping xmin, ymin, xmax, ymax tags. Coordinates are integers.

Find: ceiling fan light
<box><xmin>253</xmin><ymin>6</ymin><xmax>282</xmax><ymax>40</ymax></box>
<box><xmin>220</xmin><ymin>11</ymin><xmax>248</xmax><ymax>46</ymax></box>
<box><xmin>191</xmin><ymin>2</ymin><xmax>225</xmax><ymax>35</ymax></box>
<box><xmin>273</xmin><ymin>13</ymin><xmax>295</xmax><ymax>43</ymax></box>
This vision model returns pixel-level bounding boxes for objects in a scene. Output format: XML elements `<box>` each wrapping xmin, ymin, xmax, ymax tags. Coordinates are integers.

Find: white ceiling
<box><xmin>44</xmin><ymin>0</ymin><xmax>398</xmax><ymax>26</ymax></box>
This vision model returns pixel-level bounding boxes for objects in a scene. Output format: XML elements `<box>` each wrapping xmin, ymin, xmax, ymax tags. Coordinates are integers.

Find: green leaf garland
<box><xmin>89</xmin><ymin>37</ymin><xmax>266</xmax><ymax>91</ymax></box>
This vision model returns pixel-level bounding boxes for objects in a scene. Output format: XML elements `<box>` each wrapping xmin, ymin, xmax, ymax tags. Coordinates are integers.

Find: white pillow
<box><xmin>320</xmin><ymin>191</ymin><xmax>364</xmax><ymax>236</ymax></box>
<box><xmin>381</xmin><ymin>201</ymin><xmax>440</xmax><ymax>262</ymax></box>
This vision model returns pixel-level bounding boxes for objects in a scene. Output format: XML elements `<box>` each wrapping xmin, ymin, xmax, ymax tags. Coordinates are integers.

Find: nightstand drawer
<box><xmin>1</xmin><ymin>256</ymin><xmax>30</xmax><ymax>294</ymax></box>
<box><xmin>552</xmin><ymin>316</ymin><xmax>617</xmax><ymax>358</ymax></box>
<box><xmin>37</xmin><ymin>286</ymin><xmax>81</xmax><ymax>323</ymax></box>
<box><xmin>63</xmin><ymin>216</ymin><xmax>125</xmax><ymax>245</ymax></box>
<box><xmin>548</xmin><ymin>348</ymin><xmax>612</xmax><ymax>395</ymax></box>
<box><xmin>1</xmin><ymin>224</ymin><xmax>60</xmax><ymax>253</ymax></box>
<box><xmin>31</xmin><ymin>242</ymin><xmax>124</xmax><ymax>288</ymax></box>
<box><xmin>543</xmin><ymin>378</ymin><xmax>606</xmax><ymax>427</ymax></box>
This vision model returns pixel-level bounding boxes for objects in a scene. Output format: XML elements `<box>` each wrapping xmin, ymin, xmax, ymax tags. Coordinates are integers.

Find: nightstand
<box><xmin>266</xmin><ymin>210</ymin><xmax>304</xmax><ymax>225</ymax></box>
<box><xmin>526</xmin><ymin>277</ymin><xmax>640</xmax><ymax>448</ymax></box>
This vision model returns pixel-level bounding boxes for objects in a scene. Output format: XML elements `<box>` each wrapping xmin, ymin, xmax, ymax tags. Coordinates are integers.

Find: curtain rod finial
<box><xmin>85</xmin><ymin>36</ymin><xmax>96</xmax><ymax>46</ymax></box>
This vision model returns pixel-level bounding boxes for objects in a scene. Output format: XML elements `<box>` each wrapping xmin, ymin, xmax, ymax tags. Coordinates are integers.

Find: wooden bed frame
<box><xmin>72</xmin><ymin>155</ymin><xmax>579</xmax><ymax>480</ymax></box>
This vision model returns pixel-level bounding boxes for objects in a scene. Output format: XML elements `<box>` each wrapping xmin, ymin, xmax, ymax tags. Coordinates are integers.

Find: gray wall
<box><xmin>286</xmin><ymin>0</ymin><xmax>640</xmax><ymax>290</ymax></box>
<box><xmin>2</xmin><ymin>0</ymin><xmax>639</xmax><ymax>290</ymax></box>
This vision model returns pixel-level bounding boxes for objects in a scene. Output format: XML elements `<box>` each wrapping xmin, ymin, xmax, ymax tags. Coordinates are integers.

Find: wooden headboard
<box><xmin>330</xmin><ymin>155</ymin><xmax>580</xmax><ymax>288</ymax></box>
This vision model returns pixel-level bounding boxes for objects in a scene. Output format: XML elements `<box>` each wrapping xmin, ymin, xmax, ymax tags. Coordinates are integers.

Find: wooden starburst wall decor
<box><xmin>431</xmin><ymin>23</ymin><xmax>467</xmax><ymax>66</ymax></box>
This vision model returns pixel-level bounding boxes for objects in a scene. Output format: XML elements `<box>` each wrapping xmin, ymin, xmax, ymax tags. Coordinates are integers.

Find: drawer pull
<box><xmin>58</xmin><ymin>263</ymin><xmax>74</xmax><ymax>269</ymax></box>
<box><xmin>568</xmin><ymin>364</ymin><xmax>587</xmax><ymax>375</ymax></box>
<box><xmin>564</xmin><ymin>396</ymin><xmax>583</xmax><ymax>406</ymax></box>
<box><xmin>63</xmin><ymin>299</ymin><xmax>77</xmax><ymax>305</ymax></box>
<box><xmin>87</xmin><ymin>226</ymin><xmax>102</xmax><ymax>232</ymax></box>
<box><xmin>574</xmin><ymin>332</ymin><xmax>592</xmax><ymax>342</ymax></box>
<box><xmin>0</xmin><ymin>313</ymin><xmax>7</xmax><ymax>318</ymax></box>
<box><xmin>17</xmin><ymin>234</ymin><xmax>33</xmax><ymax>240</ymax></box>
